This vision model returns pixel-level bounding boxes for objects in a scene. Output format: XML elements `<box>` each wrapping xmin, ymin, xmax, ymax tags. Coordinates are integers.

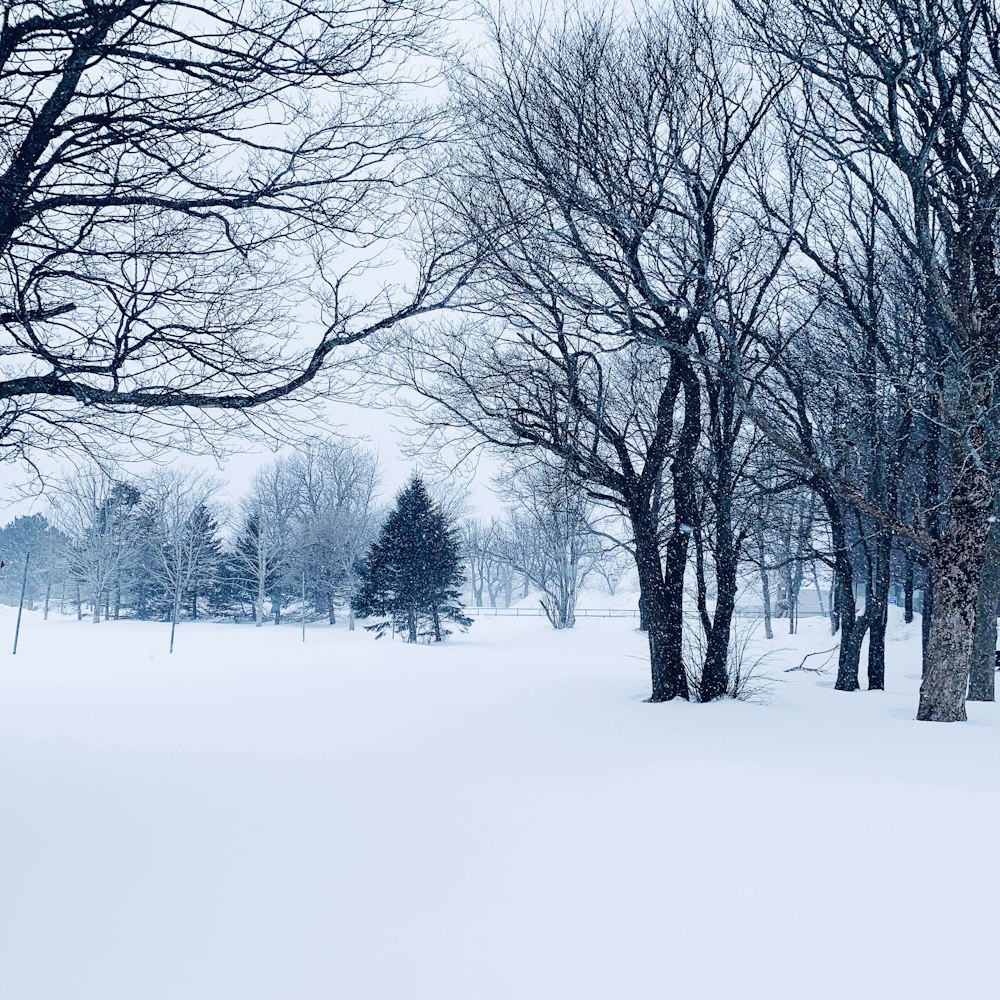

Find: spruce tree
<box><xmin>353</xmin><ymin>477</ymin><xmax>472</xmax><ymax>642</ymax></box>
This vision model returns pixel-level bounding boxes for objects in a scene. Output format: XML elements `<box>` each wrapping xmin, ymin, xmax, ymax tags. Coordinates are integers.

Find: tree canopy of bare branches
<box><xmin>738</xmin><ymin>0</ymin><xmax>1000</xmax><ymax>720</ymax></box>
<box><xmin>0</xmin><ymin>0</ymin><xmax>465</xmax><ymax>465</ymax></box>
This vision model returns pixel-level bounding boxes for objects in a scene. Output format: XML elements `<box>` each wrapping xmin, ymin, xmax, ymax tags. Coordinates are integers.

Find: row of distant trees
<box><xmin>0</xmin><ymin>438</ymin><xmax>381</xmax><ymax>626</ymax></box>
<box><xmin>0</xmin><ymin>442</ymin><xmax>927</xmax><ymax>641</ymax></box>
<box><xmin>0</xmin><ymin>442</ymin><xmax>646</xmax><ymax>629</ymax></box>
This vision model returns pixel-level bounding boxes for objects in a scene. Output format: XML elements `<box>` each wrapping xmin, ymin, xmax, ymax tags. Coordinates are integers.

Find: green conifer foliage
<box><xmin>353</xmin><ymin>477</ymin><xmax>472</xmax><ymax>642</ymax></box>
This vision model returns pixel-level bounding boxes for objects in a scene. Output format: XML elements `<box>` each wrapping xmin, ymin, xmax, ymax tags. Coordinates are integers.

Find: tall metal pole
<box><xmin>13</xmin><ymin>551</ymin><xmax>30</xmax><ymax>655</ymax></box>
<box><xmin>301</xmin><ymin>570</ymin><xmax>306</xmax><ymax>643</ymax></box>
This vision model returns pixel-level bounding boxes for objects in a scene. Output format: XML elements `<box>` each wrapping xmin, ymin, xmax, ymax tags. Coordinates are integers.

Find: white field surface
<box><xmin>1</xmin><ymin>608</ymin><xmax>997</xmax><ymax>999</ymax></box>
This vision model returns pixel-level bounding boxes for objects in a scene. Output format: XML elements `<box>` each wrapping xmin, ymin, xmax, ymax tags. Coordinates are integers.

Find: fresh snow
<box><xmin>1</xmin><ymin>609</ymin><xmax>997</xmax><ymax>999</ymax></box>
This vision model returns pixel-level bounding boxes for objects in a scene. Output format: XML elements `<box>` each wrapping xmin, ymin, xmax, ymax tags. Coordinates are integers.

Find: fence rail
<box><xmin>468</xmin><ymin>606</ymin><xmax>833</xmax><ymax>620</ymax></box>
<box><xmin>468</xmin><ymin>607</ymin><xmax>639</xmax><ymax>618</ymax></box>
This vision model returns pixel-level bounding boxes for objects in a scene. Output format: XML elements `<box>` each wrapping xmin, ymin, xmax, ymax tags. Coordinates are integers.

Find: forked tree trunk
<box><xmin>647</xmin><ymin>362</ymin><xmax>699</xmax><ymax>702</ymax></box>
<box><xmin>633</xmin><ymin>513</ymin><xmax>689</xmax><ymax>702</ymax></box>
<box><xmin>701</xmin><ymin>523</ymin><xmax>737</xmax><ymax>701</ymax></box>
<box><xmin>825</xmin><ymin>494</ymin><xmax>863</xmax><ymax>692</ymax></box>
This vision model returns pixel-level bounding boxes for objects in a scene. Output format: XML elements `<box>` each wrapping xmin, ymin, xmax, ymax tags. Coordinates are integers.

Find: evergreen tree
<box><xmin>0</xmin><ymin>514</ymin><xmax>70</xmax><ymax>613</ymax></box>
<box><xmin>353</xmin><ymin>477</ymin><xmax>472</xmax><ymax>642</ymax></box>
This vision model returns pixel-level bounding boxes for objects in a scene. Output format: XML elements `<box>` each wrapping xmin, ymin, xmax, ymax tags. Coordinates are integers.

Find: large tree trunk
<box><xmin>646</xmin><ymin>361</ymin><xmax>699</xmax><ymax>702</ymax></box>
<box><xmin>866</xmin><ymin>528</ymin><xmax>891</xmax><ymax>691</ymax></box>
<box><xmin>759</xmin><ymin>541</ymin><xmax>774</xmax><ymax>640</ymax></box>
<box><xmin>918</xmin><ymin>469</ymin><xmax>993</xmax><ymax>721</ymax></box>
<box><xmin>701</xmin><ymin>556</ymin><xmax>736</xmax><ymax>700</ymax></box>
<box><xmin>903</xmin><ymin>550</ymin><xmax>915</xmax><ymax>624</ymax></box>
<box><xmin>836</xmin><ymin>586</ymin><xmax>867</xmax><ymax>689</ymax></box>
<box><xmin>633</xmin><ymin>509</ymin><xmax>689</xmax><ymax>702</ymax></box>
<box><xmin>968</xmin><ymin>519</ymin><xmax>1000</xmax><ymax>702</ymax></box>
<box><xmin>701</xmin><ymin>495</ymin><xmax>737</xmax><ymax>701</ymax></box>
<box><xmin>823</xmin><ymin>493</ymin><xmax>864</xmax><ymax>691</ymax></box>
<box><xmin>655</xmin><ymin>533</ymin><xmax>690</xmax><ymax>701</ymax></box>
<box><xmin>920</xmin><ymin>572</ymin><xmax>933</xmax><ymax>679</ymax></box>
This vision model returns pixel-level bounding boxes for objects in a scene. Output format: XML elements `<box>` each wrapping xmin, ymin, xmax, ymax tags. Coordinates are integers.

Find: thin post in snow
<box><xmin>13</xmin><ymin>551</ymin><xmax>30</xmax><ymax>655</ymax></box>
<box><xmin>301</xmin><ymin>570</ymin><xmax>306</xmax><ymax>643</ymax></box>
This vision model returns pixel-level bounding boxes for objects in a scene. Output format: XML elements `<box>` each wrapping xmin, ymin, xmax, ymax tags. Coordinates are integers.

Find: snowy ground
<box><xmin>1</xmin><ymin>609</ymin><xmax>997</xmax><ymax>999</ymax></box>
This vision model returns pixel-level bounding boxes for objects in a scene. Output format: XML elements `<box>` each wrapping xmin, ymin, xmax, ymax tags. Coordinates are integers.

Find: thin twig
<box><xmin>785</xmin><ymin>644</ymin><xmax>839</xmax><ymax>673</ymax></box>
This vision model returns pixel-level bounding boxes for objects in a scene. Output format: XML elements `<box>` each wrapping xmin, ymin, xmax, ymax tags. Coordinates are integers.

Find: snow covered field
<box><xmin>1</xmin><ymin>610</ymin><xmax>997</xmax><ymax>999</ymax></box>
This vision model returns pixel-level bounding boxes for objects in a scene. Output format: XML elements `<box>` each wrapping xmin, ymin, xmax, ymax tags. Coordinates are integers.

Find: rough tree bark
<box><xmin>968</xmin><ymin>520</ymin><xmax>1000</xmax><ymax>702</ymax></box>
<box><xmin>632</xmin><ymin>507</ymin><xmax>689</xmax><ymax>702</ymax></box>
<box><xmin>918</xmin><ymin>458</ymin><xmax>994</xmax><ymax>721</ymax></box>
<box><xmin>903</xmin><ymin>550</ymin><xmax>914</xmax><ymax>624</ymax></box>
<box><xmin>866</xmin><ymin>528</ymin><xmax>892</xmax><ymax>691</ymax></box>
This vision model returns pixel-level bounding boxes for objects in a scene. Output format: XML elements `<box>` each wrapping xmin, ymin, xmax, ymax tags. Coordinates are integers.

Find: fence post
<box><xmin>13</xmin><ymin>551</ymin><xmax>30</xmax><ymax>655</ymax></box>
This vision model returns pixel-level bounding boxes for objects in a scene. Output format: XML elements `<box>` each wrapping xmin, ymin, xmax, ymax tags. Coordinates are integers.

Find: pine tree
<box><xmin>353</xmin><ymin>477</ymin><xmax>472</xmax><ymax>642</ymax></box>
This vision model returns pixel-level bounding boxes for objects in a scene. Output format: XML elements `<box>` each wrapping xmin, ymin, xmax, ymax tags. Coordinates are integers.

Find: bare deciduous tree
<box><xmin>229</xmin><ymin>459</ymin><xmax>301</xmax><ymax>626</ymax></box>
<box><xmin>52</xmin><ymin>466</ymin><xmax>141</xmax><ymax>623</ymax></box>
<box><xmin>0</xmin><ymin>0</ymin><xmax>465</xmax><ymax>465</ymax></box>
<box><xmin>739</xmin><ymin>0</ymin><xmax>1000</xmax><ymax>719</ymax></box>
<box><xmin>143</xmin><ymin>468</ymin><xmax>224</xmax><ymax>648</ymax></box>
<box><xmin>496</xmin><ymin>462</ymin><xmax>600</xmax><ymax>629</ymax></box>
<box><xmin>390</xmin><ymin>0</ymin><xmax>781</xmax><ymax>699</ymax></box>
